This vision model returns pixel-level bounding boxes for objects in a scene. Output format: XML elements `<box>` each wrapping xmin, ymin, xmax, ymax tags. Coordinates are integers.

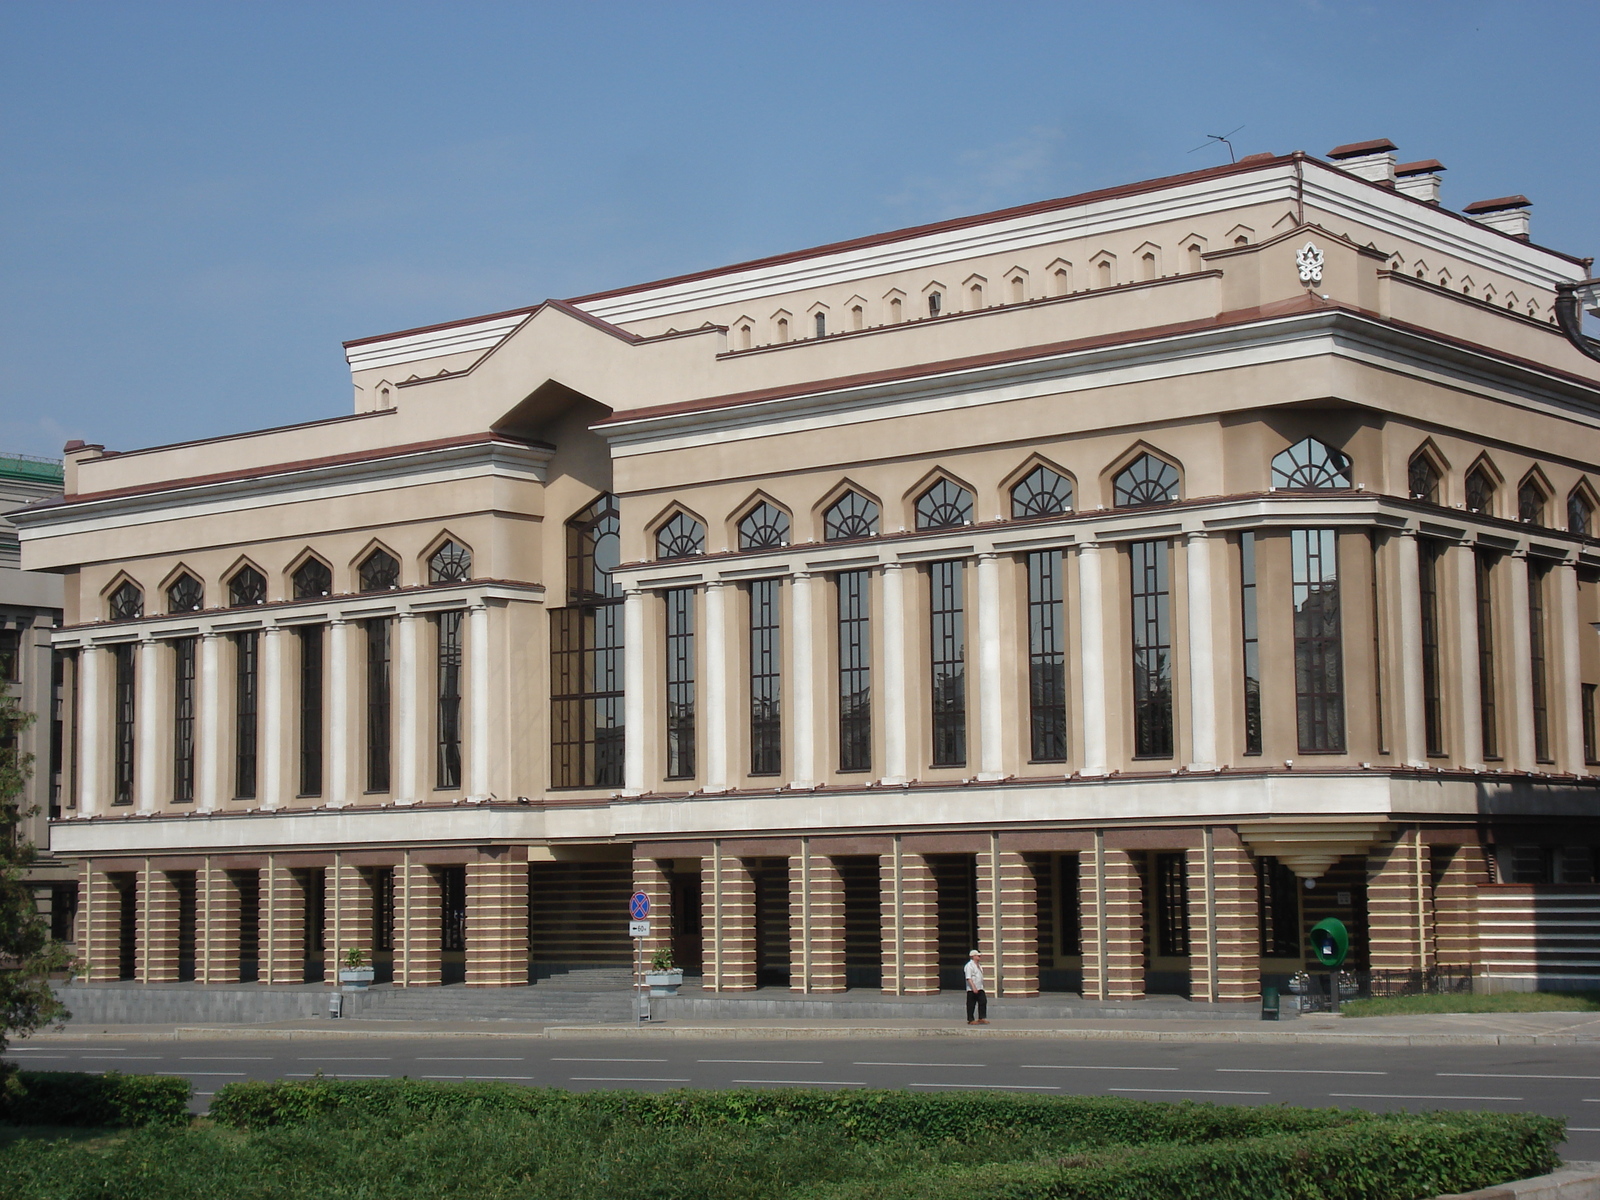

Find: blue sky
<box><xmin>2</xmin><ymin>1</ymin><xmax>1596</xmax><ymax>459</ymax></box>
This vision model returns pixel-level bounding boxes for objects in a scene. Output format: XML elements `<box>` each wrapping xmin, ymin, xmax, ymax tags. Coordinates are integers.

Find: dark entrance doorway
<box><xmin>752</xmin><ymin>858</ymin><xmax>791</xmax><ymax>987</ymax></box>
<box><xmin>927</xmin><ymin>854</ymin><xmax>978</xmax><ymax>990</ymax></box>
<box><xmin>173</xmin><ymin>871</ymin><xmax>197</xmax><ymax>982</ymax></box>
<box><xmin>112</xmin><ymin>873</ymin><xmax>137</xmax><ymax>980</ymax></box>
<box><xmin>836</xmin><ymin>856</ymin><xmax>882</xmax><ymax>989</ymax></box>
<box><xmin>669</xmin><ymin>866</ymin><xmax>703</xmax><ymax>975</ymax></box>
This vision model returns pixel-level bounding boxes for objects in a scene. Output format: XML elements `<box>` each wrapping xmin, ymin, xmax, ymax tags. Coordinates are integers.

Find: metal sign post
<box><xmin>629</xmin><ymin>892</ymin><xmax>651</xmax><ymax>1023</ymax></box>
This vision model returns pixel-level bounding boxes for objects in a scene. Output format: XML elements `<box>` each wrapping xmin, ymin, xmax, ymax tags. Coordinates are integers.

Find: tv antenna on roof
<box><xmin>1188</xmin><ymin>126</ymin><xmax>1245</xmax><ymax>164</ymax></box>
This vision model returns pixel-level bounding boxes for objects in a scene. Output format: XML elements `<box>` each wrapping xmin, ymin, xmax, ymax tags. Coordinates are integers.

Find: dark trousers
<box><xmin>966</xmin><ymin>988</ymin><xmax>987</xmax><ymax>1022</ymax></box>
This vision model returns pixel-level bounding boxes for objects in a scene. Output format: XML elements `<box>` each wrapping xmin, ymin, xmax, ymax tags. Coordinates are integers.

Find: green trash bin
<box><xmin>1261</xmin><ymin>986</ymin><xmax>1280</xmax><ymax>1021</ymax></box>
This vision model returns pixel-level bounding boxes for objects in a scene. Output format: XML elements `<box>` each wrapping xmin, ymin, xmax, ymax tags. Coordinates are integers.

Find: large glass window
<box><xmin>1155</xmin><ymin>853</ymin><xmax>1189</xmax><ymax>956</ymax></box>
<box><xmin>112</xmin><ymin>643</ymin><xmax>135</xmax><ymax>805</ymax></box>
<box><xmin>929</xmin><ymin>561</ymin><xmax>966</xmax><ymax>767</ymax></box>
<box><xmin>1465</xmin><ymin>467</ymin><xmax>1496</xmax><ymax>516</ymax></box>
<box><xmin>1518</xmin><ymin>480</ymin><xmax>1547</xmax><ymax>527</ymax></box>
<box><xmin>436</xmin><ymin>612</ymin><xmax>463</xmax><ymax>788</ymax></box>
<box><xmin>298</xmin><ymin>626</ymin><xmax>323</xmax><ymax>797</ymax></box>
<box><xmin>173</xmin><ymin>637</ymin><xmax>196</xmax><ymax>803</ymax></box>
<box><xmin>1271</xmin><ymin>438</ymin><xmax>1353</xmax><ymax>490</ymax></box>
<box><xmin>551</xmin><ymin>495</ymin><xmax>624</xmax><ymax>789</ymax></box>
<box><xmin>1291</xmin><ymin>529</ymin><xmax>1344</xmax><ymax>753</ymax></box>
<box><xmin>109</xmin><ymin>582</ymin><xmax>143</xmax><ymax>621</ymax></box>
<box><xmin>233</xmin><ymin>632</ymin><xmax>259</xmax><ymax>798</ymax></box>
<box><xmin>1569</xmin><ymin>491</ymin><xmax>1593</xmax><ymax>537</ymax></box>
<box><xmin>1114</xmin><ymin>455</ymin><xmax>1179</xmax><ymax>508</ymax></box>
<box><xmin>365</xmin><ymin>619</ymin><xmax>391</xmax><ymax>791</ymax></box>
<box><xmin>1257</xmin><ymin>856</ymin><xmax>1302</xmax><ymax>958</ymax></box>
<box><xmin>293</xmin><ymin>559</ymin><xmax>331</xmax><ymax>599</ymax></box>
<box><xmin>228</xmin><ymin>566</ymin><xmax>266</xmax><ymax>608</ymax></box>
<box><xmin>1419</xmin><ymin>538</ymin><xmax>1445</xmax><ymax>757</ymax></box>
<box><xmin>359</xmin><ymin>549</ymin><xmax>400</xmax><ymax>592</ymax></box>
<box><xmin>664</xmin><ymin>588</ymin><xmax>696</xmax><ymax>780</ymax></box>
<box><xmin>915</xmin><ymin>480</ymin><xmax>973</xmax><ymax>530</ymax></box>
<box><xmin>1476</xmin><ymin>550</ymin><xmax>1499</xmax><ymax>759</ymax></box>
<box><xmin>1026</xmin><ymin>551</ymin><xmax>1067</xmax><ymax>762</ymax></box>
<box><xmin>1129</xmin><ymin>540</ymin><xmax>1173</xmax><ymax>758</ymax></box>
<box><xmin>1529</xmin><ymin>562</ymin><xmax>1551</xmax><ymax>762</ymax></box>
<box><xmin>429</xmin><ymin>541</ymin><xmax>472</xmax><ymax>583</ymax></box>
<box><xmin>1239</xmin><ymin>533</ymin><xmax>1262</xmax><ymax>755</ymax></box>
<box><xmin>1011</xmin><ymin>467</ymin><xmax>1073</xmax><ymax>519</ymax></box>
<box><xmin>167</xmin><ymin>574</ymin><xmax>203</xmax><ymax>613</ymax></box>
<box><xmin>1408</xmin><ymin>453</ymin><xmax>1441</xmax><ymax>504</ymax></box>
<box><xmin>824</xmin><ymin>492</ymin><xmax>879</xmax><ymax>541</ymax></box>
<box><xmin>749</xmin><ymin>579</ymin><xmax>781</xmax><ymax>775</ymax></box>
<box><xmin>837</xmin><ymin>571</ymin><xmax>871</xmax><ymax>772</ymax></box>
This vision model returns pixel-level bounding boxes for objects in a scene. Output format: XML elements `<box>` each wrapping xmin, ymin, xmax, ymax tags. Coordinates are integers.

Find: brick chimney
<box><xmin>1328</xmin><ymin>138</ymin><xmax>1398</xmax><ymax>184</ymax></box>
<box><xmin>1463</xmin><ymin>195</ymin><xmax>1531</xmax><ymax>240</ymax></box>
<box><xmin>1394</xmin><ymin>160</ymin><xmax>1445</xmax><ymax>205</ymax></box>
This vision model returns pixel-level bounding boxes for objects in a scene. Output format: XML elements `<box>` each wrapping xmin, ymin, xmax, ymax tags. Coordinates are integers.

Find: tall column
<box><xmin>789</xmin><ymin>843</ymin><xmax>845</xmax><ymax>992</ymax></box>
<box><xmin>77</xmin><ymin>645</ymin><xmax>104</xmax><ymax>815</ymax></box>
<box><xmin>1077</xmin><ymin>543</ymin><xmax>1108</xmax><ymax>776</ymax></box>
<box><xmin>260</xmin><ymin>625</ymin><xmax>285</xmax><ymax>810</ymax></box>
<box><xmin>978</xmin><ymin>839</ymin><xmax>1041</xmax><ymax>997</ymax></box>
<box><xmin>1185</xmin><ymin>829</ymin><xmax>1260</xmax><ymax>1003</ymax></box>
<box><xmin>1395</xmin><ymin>531</ymin><xmax>1429</xmax><ymax>766</ymax></box>
<box><xmin>79</xmin><ymin>863</ymin><xmax>123</xmax><ymax>982</ymax></box>
<box><xmin>701</xmin><ymin>846</ymin><xmax>757</xmax><ymax>991</ymax></box>
<box><xmin>468</xmin><ymin>604</ymin><xmax>492</xmax><ymax>799</ymax></box>
<box><xmin>1557</xmin><ymin>562</ymin><xmax>1586</xmax><ymax>774</ymax></box>
<box><xmin>623</xmin><ymin>589</ymin><xmax>649</xmax><ymax>795</ymax></box>
<box><xmin>134</xmin><ymin>637</ymin><xmax>160</xmax><ymax>812</ymax></box>
<box><xmin>880</xmin><ymin>564</ymin><xmax>910</xmax><ymax>784</ymax></box>
<box><xmin>327</xmin><ymin>858</ymin><xmax>376</xmax><ymax>971</ymax></box>
<box><xmin>136</xmin><ymin>861</ymin><xmax>180</xmax><ymax>983</ymax></box>
<box><xmin>1367</xmin><ymin>829</ymin><xmax>1433</xmax><ymax>975</ymax></box>
<box><xmin>703</xmin><ymin>581</ymin><xmax>732</xmax><ymax>791</ymax></box>
<box><xmin>396</xmin><ymin>855</ymin><xmax>442</xmax><ymax>987</ymax></box>
<box><xmin>879</xmin><ymin>841</ymin><xmax>939</xmax><ymax>995</ymax></box>
<box><xmin>466</xmin><ymin>857</ymin><xmax>530</xmax><ymax>987</ymax></box>
<box><xmin>326</xmin><ymin>620</ymin><xmax>350</xmax><ymax>807</ymax></box>
<box><xmin>1507</xmin><ymin>551</ymin><xmax>1536</xmax><ymax>769</ymax></box>
<box><xmin>196</xmin><ymin>632</ymin><xmax>222</xmax><ymax>811</ymax></box>
<box><xmin>394</xmin><ymin>613</ymin><xmax>420</xmax><ymax>803</ymax></box>
<box><xmin>1185</xmin><ymin>532</ymin><xmax>1217</xmax><ymax>770</ymax></box>
<box><xmin>1080</xmin><ymin>837</ymin><xmax>1143</xmax><ymax>999</ymax></box>
<box><xmin>976</xmin><ymin>554</ymin><xmax>1006</xmax><ymax>780</ymax></box>
<box><xmin>632</xmin><ymin>855</ymin><xmax>674</xmax><ymax>970</ymax></box>
<box><xmin>260</xmin><ymin>858</ymin><xmax>307</xmax><ymax>985</ymax></box>
<box><xmin>1432</xmin><ymin>843</ymin><xmax>1490</xmax><ymax>973</ymax></box>
<box><xmin>1453</xmin><ymin>543</ymin><xmax>1485</xmax><ymax>769</ymax></box>
<box><xmin>196</xmin><ymin>859</ymin><xmax>241</xmax><ymax>984</ymax></box>
<box><xmin>789</xmin><ymin>573</ymin><xmax>818</xmax><ymax>788</ymax></box>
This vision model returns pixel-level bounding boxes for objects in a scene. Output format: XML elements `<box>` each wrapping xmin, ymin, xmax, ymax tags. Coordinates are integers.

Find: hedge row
<box><xmin>0</xmin><ymin>1070</ymin><xmax>192</xmax><ymax>1128</ymax></box>
<box><xmin>810</xmin><ymin>1110</ymin><xmax>1565</xmax><ymax>1200</ymax></box>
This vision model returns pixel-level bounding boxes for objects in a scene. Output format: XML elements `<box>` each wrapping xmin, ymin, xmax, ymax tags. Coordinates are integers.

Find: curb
<box><xmin>1438</xmin><ymin>1161</ymin><xmax>1600</xmax><ymax>1199</ymax></box>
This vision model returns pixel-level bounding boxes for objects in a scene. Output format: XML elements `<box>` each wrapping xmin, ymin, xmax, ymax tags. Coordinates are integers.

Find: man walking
<box><xmin>964</xmin><ymin>949</ymin><xmax>989</xmax><ymax>1025</ymax></box>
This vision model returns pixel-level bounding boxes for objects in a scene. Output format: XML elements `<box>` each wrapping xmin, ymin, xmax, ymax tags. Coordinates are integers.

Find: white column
<box><xmin>196</xmin><ymin>632</ymin><xmax>221</xmax><ymax>811</ymax></box>
<box><xmin>77</xmin><ymin>644</ymin><xmax>104</xmax><ymax>816</ymax></box>
<box><xmin>789</xmin><ymin>573</ymin><xmax>817</xmax><ymax>788</ymax></box>
<box><xmin>395</xmin><ymin>612</ymin><xmax>420</xmax><ymax>803</ymax></box>
<box><xmin>1395</xmin><ymin>530</ymin><xmax>1429</xmax><ymax>766</ymax></box>
<box><xmin>135</xmin><ymin>636</ymin><xmax>160</xmax><ymax>812</ymax></box>
<box><xmin>1558</xmin><ymin>562</ymin><xmax>1586</xmax><ymax>774</ymax></box>
<box><xmin>880</xmin><ymin>563</ymin><xmax>909</xmax><ymax>784</ymax></box>
<box><xmin>326</xmin><ymin>619</ymin><xmax>350</xmax><ymax>807</ymax></box>
<box><xmin>1454</xmin><ymin>542</ymin><xmax>1484</xmax><ymax>770</ymax></box>
<box><xmin>1077</xmin><ymin>542</ymin><xmax>1108</xmax><ymax>776</ymax></box>
<box><xmin>468</xmin><ymin>604</ymin><xmax>491</xmax><ymax>799</ymax></box>
<box><xmin>623</xmin><ymin>589</ymin><xmax>649</xmax><ymax>795</ymax></box>
<box><xmin>1184</xmin><ymin>531</ymin><xmax>1217</xmax><ymax>771</ymax></box>
<box><xmin>260</xmin><ymin>625</ymin><xmax>285</xmax><ymax>810</ymax></box>
<box><xmin>976</xmin><ymin>553</ymin><xmax>1005</xmax><ymax>780</ymax></box>
<box><xmin>1507</xmin><ymin>551</ymin><xmax>1536</xmax><ymax>769</ymax></box>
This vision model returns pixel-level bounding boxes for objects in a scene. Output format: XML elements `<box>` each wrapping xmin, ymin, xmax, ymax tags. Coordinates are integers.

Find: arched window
<box><xmin>109</xmin><ymin>581</ymin><xmax>143</xmax><ymax>621</ymax></box>
<box><xmin>1569</xmin><ymin>491</ymin><xmax>1593</xmax><ymax>538</ymax></box>
<box><xmin>1271</xmin><ymin>438</ymin><xmax>1353</xmax><ymax>490</ymax></box>
<box><xmin>927</xmin><ymin>292</ymin><xmax>942</xmax><ymax>317</ymax></box>
<box><xmin>1408</xmin><ymin>453</ymin><xmax>1441</xmax><ymax>504</ymax></box>
<box><xmin>1053</xmin><ymin>268</ymin><xmax>1069</xmax><ymax>296</ymax></box>
<box><xmin>824</xmin><ymin>491</ymin><xmax>879</xmax><ymax>541</ymax></box>
<box><xmin>167</xmin><ymin>573</ymin><xmax>203</xmax><ymax>614</ymax></box>
<box><xmin>737</xmin><ymin>503</ymin><xmax>789</xmax><ymax>551</ymax></box>
<box><xmin>358</xmin><ymin>549</ymin><xmax>400</xmax><ymax>593</ymax></box>
<box><xmin>1465</xmin><ymin>467</ymin><xmax>1496</xmax><ymax>515</ymax></box>
<box><xmin>1519</xmin><ymin>479</ymin><xmax>1547</xmax><ymax>526</ymax></box>
<box><xmin>655</xmin><ymin>512</ymin><xmax>705</xmax><ymax>560</ymax></box>
<box><xmin>1113</xmin><ymin>454</ymin><xmax>1180</xmax><ymax>507</ymax></box>
<box><xmin>428</xmin><ymin>540</ymin><xmax>472</xmax><ymax>583</ymax></box>
<box><xmin>1010</xmin><ymin>466</ymin><xmax>1074</xmax><ymax>519</ymax></box>
<box><xmin>553</xmin><ymin>494</ymin><xmax>625</xmax><ymax>788</ymax></box>
<box><xmin>228</xmin><ymin>565</ymin><xmax>266</xmax><ymax>608</ymax></box>
<box><xmin>567</xmin><ymin>493</ymin><xmax>621</xmax><ymax>600</ymax></box>
<box><xmin>915</xmin><ymin>479</ymin><xmax>973</xmax><ymax>530</ymax></box>
<box><xmin>292</xmin><ymin>559</ymin><xmax>331</xmax><ymax>600</ymax></box>
<box><xmin>814</xmin><ymin>312</ymin><xmax>826</xmax><ymax>338</ymax></box>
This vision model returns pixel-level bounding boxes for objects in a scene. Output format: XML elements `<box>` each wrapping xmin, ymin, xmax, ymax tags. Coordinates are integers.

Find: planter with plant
<box><xmin>338</xmin><ymin>947</ymin><xmax>375</xmax><ymax>990</ymax></box>
<box><xmin>644</xmin><ymin>947</ymin><xmax>684</xmax><ymax>996</ymax></box>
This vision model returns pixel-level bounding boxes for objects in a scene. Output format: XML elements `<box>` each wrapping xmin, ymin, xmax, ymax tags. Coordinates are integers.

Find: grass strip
<box><xmin>1340</xmin><ymin>991</ymin><xmax>1600</xmax><ymax>1017</ymax></box>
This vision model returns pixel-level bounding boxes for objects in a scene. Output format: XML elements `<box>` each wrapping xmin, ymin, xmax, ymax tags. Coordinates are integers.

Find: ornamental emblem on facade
<box><xmin>1296</xmin><ymin>241</ymin><xmax>1325</xmax><ymax>287</ymax></box>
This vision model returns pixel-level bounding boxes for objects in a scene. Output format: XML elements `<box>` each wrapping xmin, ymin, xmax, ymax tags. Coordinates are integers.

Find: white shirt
<box><xmin>963</xmin><ymin>958</ymin><xmax>985</xmax><ymax>992</ymax></box>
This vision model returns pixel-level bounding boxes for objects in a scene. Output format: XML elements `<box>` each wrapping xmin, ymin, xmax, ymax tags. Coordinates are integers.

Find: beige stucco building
<box><xmin>14</xmin><ymin>140</ymin><xmax>1600</xmax><ymax>1001</ymax></box>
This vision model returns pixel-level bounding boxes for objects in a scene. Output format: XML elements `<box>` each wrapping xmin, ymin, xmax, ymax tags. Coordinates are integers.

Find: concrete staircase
<box><xmin>346</xmin><ymin>967</ymin><xmax>637</xmax><ymax>1024</ymax></box>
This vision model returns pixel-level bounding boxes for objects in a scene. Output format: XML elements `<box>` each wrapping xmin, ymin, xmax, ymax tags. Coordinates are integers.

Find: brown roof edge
<box><xmin>1395</xmin><ymin>159</ymin><xmax>1446</xmax><ymax>176</ymax></box>
<box><xmin>67</xmin><ymin>408</ymin><xmax>396</xmax><ymax>465</ymax></box>
<box><xmin>1464</xmin><ymin>195</ymin><xmax>1532</xmax><ymax>214</ymax></box>
<box><xmin>1328</xmin><ymin>138</ymin><xmax>1397</xmax><ymax>159</ymax></box>
<box><xmin>342</xmin><ymin>303</ymin><xmax>540</xmax><ymax>350</ymax></box>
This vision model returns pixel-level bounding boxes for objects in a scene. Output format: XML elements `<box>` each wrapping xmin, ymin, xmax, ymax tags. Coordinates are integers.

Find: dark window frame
<box><xmin>929</xmin><ymin>560</ymin><xmax>966</xmax><ymax>767</ymax></box>
<box><xmin>1529</xmin><ymin>561</ymin><xmax>1552</xmax><ymax>762</ymax></box>
<box><xmin>551</xmin><ymin>495</ymin><xmax>624</xmax><ymax>790</ymax></box>
<box><xmin>824</xmin><ymin>492</ymin><xmax>879</xmax><ymax>541</ymax></box>
<box><xmin>1026</xmin><ymin>550</ymin><xmax>1068</xmax><ymax>762</ymax></box>
<box><xmin>1418</xmin><ymin>537</ymin><xmax>1446</xmax><ymax>757</ymax></box>
<box><xmin>1291</xmin><ymin>528</ymin><xmax>1345</xmax><ymax>754</ymax></box>
<box><xmin>298</xmin><ymin>626</ymin><xmax>323</xmax><ymax>797</ymax></box>
<box><xmin>1240</xmin><ymin>532</ymin><xmax>1262</xmax><ymax>756</ymax></box>
<box><xmin>1476</xmin><ymin>550</ymin><xmax>1500</xmax><ymax>760</ymax></box>
<box><xmin>749</xmin><ymin>579</ymin><xmax>781</xmax><ymax>776</ymax></box>
<box><xmin>836</xmin><ymin>570</ymin><xmax>871</xmax><ymax>773</ymax></box>
<box><xmin>173</xmin><ymin>637</ymin><xmax>197</xmax><ymax>803</ymax></box>
<box><xmin>365</xmin><ymin>618</ymin><xmax>391</xmax><ymax>792</ymax></box>
<box><xmin>664</xmin><ymin>588</ymin><xmax>696</xmax><ymax>780</ymax></box>
<box><xmin>112</xmin><ymin>643</ymin><xmax>135</xmax><ymax>805</ymax></box>
<box><xmin>1130</xmin><ymin>540</ymin><xmax>1174</xmax><ymax>758</ymax></box>
<box><xmin>436</xmin><ymin>611</ymin><xmax>463</xmax><ymax>789</ymax></box>
<box><xmin>233</xmin><ymin>632</ymin><xmax>259</xmax><ymax>798</ymax></box>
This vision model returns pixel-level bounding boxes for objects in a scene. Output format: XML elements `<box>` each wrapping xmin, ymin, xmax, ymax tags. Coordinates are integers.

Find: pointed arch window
<box><xmin>167</xmin><ymin>574</ymin><xmax>203</xmax><ymax>614</ymax></box>
<box><xmin>814</xmin><ymin>312</ymin><xmax>826</xmax><ymax>338</ymax></box>
<box><xmin>927</xmin><ymin>291</ymin><xmax>942</xmax><ymax>317</ymax></box>
<box><xmin>109</xmin><ymin>581</ymin><xmax>143</xmax><ymax>621</ymax></box>
<box><xmin>428</xmin><ymin>540</ymin><xmax>472</xmax><ymax>583</ymax></box>
<box><xmin>227</xmin><ymin>566</ymin><xmax>266</xmax><ymax>608</ymax></box>
<box><xmin>1011</xmin><ymin>466</ymin><xmax>1073</xmax><ymax>519</ymax></box>
<box><xmin>655</xmin><ymin>512</ymin><xmax>705</xmax><ymax>560</ymax></box>
<box><xmin>737</xmin><ymin>503</ymin><xmax>790</xmax><ymax>551</ymax></box>
<box><xmin>1466</xmin><ymin>467</ymin><xmax>1496</xmax><ymax>515</ymax></box>
<box><xmin>552</xmin><ymin>494</ymin><xmax>624</xmax><ymax>788</ymax></box>
<box><xmin>358</xmin><ymin>549</ymin><xmax>400</xmax><ymax>592</ymax></box>
<box><xmin>915</xmin><ymin>479</ymin><xmax>973</xmax><ymax>530</ymax></box>
<box><xmin>1271</xmin><ymin>438</ymin><xmax>1353</xmax><ymax>490</ymax></box>
<box><xmin>293</xmin><ymin>559</ymin><xmax>332</xmax><ymax>600</ymax></box>
<box><xmin>1408</xmin><ymin>453</ymin><xmax>1441</xmax><ymax>504</ymax></box>
<box><xmin>1113</xmin><ymin>454</ymin><xmax>1179</xmax><ymax>507</ymax></box>
<box><xmin>824</xmin><ymin>491</ymin><xmax>879</xmax><ymax>541</ymax></box>
<box><xmin>1518</xmin><ymin>479</ymin><xmax>1547</xmax><ymax>526</ymax></box>
<box><xmin>1569</xmin><ymin>491</ymin><xmax>1593</xmax><ymax>537</ymax></box>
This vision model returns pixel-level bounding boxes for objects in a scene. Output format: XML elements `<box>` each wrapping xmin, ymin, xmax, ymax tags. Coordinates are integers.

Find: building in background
<box><xmin>12</xmin><ymin>141</ymin><xmax>1600</xmax><ymax>1001</ymax></box>
<box><xmin>0</xmin><ymin>453</ymin><xmax>70</xmax><ymax>939</ymax></box>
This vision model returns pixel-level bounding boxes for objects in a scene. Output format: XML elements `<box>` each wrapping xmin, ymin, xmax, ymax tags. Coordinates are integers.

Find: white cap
<box><xmin>969</xmin><ymin>950</ymin><xmax>981</xmax><ymax>957</ymax></box>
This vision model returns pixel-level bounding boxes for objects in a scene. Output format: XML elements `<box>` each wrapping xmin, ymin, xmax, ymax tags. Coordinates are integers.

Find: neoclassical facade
<box><xmin>15</xmin><ymin>140</ymin><xmax>1600</xmax><ymax>999</ymax></box>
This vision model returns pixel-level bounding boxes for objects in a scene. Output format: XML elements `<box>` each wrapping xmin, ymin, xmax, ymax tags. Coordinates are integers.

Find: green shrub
<box><xmin>0</xmin><ymin>1070</ymin><xmax>191</xmax><ymax>1128</ymax></box>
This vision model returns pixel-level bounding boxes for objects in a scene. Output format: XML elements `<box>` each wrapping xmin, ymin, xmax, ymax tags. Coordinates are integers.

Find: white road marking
<box><xmin>699</xmin><ymin>1059</ymin><xmax>824</xmax><ymax>1065</ymax></box>
<box><xmin>1218</xmin><ymin>1068</ymin><xmax>1387</xmax><ymax>1075</ymax></box>
<box><xmin>1569</xmin><ymin>1127</ymin><xmax>1600</xmax><ymax>1132</ymax></box>
<box><xmin>415</xmin><ymin>1057</ymin><xmax>526</xmax><ymax>1062</ymax></box>
<box><xmin>298</xmin><ymin>1057</ymin><xmax>392</xmax><ymax>1062</ymax></box>
<box><xmin>181</xmin><ymin>1057</ymin><xmax>273</xmax><ymax>1061</ymax></box>
<box><xmin>551</xmin><ymin>1057</ymin><xmax>670</xmax><ymax>1063</ymax></box>
<box><xmin>1330</xmin><ymin>1093</ymin><xmax>1522</xmax><ymax>1102</ymax></box>
<box><xmin>170</xmin><ymin>1072</ymin><xmax>247</xmax><ymax>1077</ymax></box>
<box><xmin>855</xmin><ymin>1061</ymin><xmax>987</xmax><ymax>1068</ymax></box>
<box><xmin>732</xmin><ymin>1079</ymin><xmax>866</xmax><ymax>1087</ymax></box>
<box><xmin>421</xmin><ymin>1075</ymin><xmax>536</xmax><ymax>1081</ymax></box>
<box><xmin>287</xmin><ymin>1072</ymin><xmax>389</xmax><ymax>1079</ymax></box>
<box><xmin>907</xmin><ymin>1082</ymin><xmax>1060</xmax><ymax>1091</ymax></box>
<box><xmin>1440</xmin><ymin>1072</ymin><xmax>1600</xmax><ymax>1081</ymax></box>
<box><xmin>1022</xmin><ymin>1064</ymin><xmax>1178</xmax><ymax>1072</ymax></box>
<box><xmin>1110</xmin><ymin>1088</ymin><xmax>1270</xmax><ymax>1096</ymax></box>
<box><xmin>568</xmin><ymin>1076</ymin><xmax>691</xmax><ymax>1083</ymax></box>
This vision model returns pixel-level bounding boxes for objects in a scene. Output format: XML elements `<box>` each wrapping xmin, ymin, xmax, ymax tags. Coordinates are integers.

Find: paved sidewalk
<box><xmin>16</xmin><ymin>1009</ymin><xmax>1600</xmax><ymax>1047</ymax></box>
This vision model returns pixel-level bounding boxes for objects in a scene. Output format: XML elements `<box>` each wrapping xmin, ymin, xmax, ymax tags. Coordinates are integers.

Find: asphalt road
<box><xmin>7</xmin><ymin>1036</ymin><xmax>1599</xmax><ymax>1156</ymax></box>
